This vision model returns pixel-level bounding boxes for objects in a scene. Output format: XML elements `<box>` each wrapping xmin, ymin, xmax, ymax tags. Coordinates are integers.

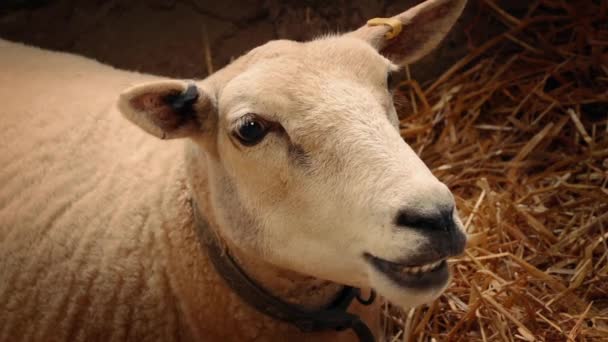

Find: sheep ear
<box><xmin>348</xmin><ymin>0</ymin><xmax>466</xmax><ymax>65</ymax></box>
<box><xmin>118</xmin><ymin>80</ymin><xmax>212</xmax><ymax>140</ymax></box>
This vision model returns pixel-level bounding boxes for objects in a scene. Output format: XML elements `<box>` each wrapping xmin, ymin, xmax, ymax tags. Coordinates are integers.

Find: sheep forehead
<box><xmin>246</xmin><ymin>36</ymin><xmax>389</xmax><ymax>69</ymax></box>
<box><xmin>220</xmin><ymin>36</ymin><xmax>392</xmax><ymax>128</ymax></box>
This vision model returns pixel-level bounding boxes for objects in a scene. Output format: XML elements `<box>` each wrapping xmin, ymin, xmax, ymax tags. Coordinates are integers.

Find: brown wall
<box><xmin>0</xmin><ymin>0</ymin><xmax>527</xmax><ymax>82</ymax></box>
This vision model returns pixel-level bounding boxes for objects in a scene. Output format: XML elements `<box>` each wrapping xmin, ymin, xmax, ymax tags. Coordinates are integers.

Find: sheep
<box><xmin>0</xmin><ymin>0</ymin><xmax>467</xmax><ymax>341</ymax></box>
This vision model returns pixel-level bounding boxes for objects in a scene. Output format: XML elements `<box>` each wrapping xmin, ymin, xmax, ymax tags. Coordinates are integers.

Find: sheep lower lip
<box><xmin>365</xmin><ymin>254</ymin><xmax>449</xmax><ymax>290</ymax></box>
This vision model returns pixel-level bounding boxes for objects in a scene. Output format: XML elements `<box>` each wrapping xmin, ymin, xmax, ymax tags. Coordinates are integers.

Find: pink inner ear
<box><xmin>130</xmin><ymin>92</ymin><xmax>182</xmax><ymax>130</ymax></box>
<box><xmin>141</xmin><ymin>94</ymin><xmax>162</xmax><ymax>109</ymax></box>
<box><xmin>131</xmin><ymin>92</ymin><xmax>167</xmax><ymax>111</ymax></box>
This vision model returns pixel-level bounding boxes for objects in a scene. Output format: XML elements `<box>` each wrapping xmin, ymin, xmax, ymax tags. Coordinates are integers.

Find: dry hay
<box><xmin>389</xmin><ymin>0</ymin><xmax>608</xmax><ymax>341</ymax></box>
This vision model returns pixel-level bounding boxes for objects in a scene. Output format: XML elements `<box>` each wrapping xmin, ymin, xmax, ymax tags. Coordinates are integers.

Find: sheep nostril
<box><xmin>394</xmin><ymin>207</ymin><xmax>455</xmax><ymax>232</ymax></box>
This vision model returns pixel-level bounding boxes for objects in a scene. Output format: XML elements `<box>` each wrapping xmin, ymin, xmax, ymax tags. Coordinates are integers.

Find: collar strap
<box><xmin>191</xmin><ymin>200</ymin><xmax>376</xmax><ymax>341</ymax></box>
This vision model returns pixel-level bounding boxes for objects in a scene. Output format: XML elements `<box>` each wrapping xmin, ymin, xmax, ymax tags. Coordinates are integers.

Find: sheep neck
<box><xmin>191</xmin><ymin>198</ymin><xmax>346</xmax><ymax>311</ymax></box>
<box><xmin>191</xmin><ymin>198</ymin><xmax>376</xmax><ymax>341</ymax></box>
<box><xmin>184</xmin><ymin>148</ymin><xmax>377</xmax><ymax>340</ymax></box>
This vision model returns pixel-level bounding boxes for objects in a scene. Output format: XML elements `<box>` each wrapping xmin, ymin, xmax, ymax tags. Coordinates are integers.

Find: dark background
<box><xmin>0</xmin><ymin>0</ymin><xmax>528</xmax><ymax>82</ymax></box>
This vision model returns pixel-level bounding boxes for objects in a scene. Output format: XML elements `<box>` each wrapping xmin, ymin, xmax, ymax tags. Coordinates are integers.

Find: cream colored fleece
<box><xmin>0</xmin><ymin>39</ymin><xmax>378</xmax><ymax>342</ymax></box>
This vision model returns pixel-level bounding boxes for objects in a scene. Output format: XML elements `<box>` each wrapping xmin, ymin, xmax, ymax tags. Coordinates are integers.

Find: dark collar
<box><xmin>191</xmin><ymin>199</ymin><xmax>376</xmax><ymax>342</ymax></box>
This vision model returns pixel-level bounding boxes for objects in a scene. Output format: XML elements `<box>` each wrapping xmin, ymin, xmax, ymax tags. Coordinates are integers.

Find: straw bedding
<box><xmin>388</xmin><ymin>0</ymin><xmax>608</xmax><ymax>340</ymax></box>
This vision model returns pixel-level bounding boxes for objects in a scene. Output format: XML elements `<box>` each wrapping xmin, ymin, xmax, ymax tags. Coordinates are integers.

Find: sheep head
<box><xmin>118</xmin><ymin>0</ymin><xmax>468</xmax><ymax>309</ymax></box>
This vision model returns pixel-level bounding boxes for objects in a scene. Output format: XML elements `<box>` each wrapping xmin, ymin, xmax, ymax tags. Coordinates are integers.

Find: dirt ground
<box><xmin>0</xmin><ymin>0</ymin><xmax>527</xmax><ymax>82</ymax></box>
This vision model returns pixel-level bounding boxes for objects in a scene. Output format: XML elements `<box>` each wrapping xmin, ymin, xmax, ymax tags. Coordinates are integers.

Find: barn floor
<box><xmin>1</xmin><ymin>0</ymin><xmax>606</xmax><ymax>341</ymax></box>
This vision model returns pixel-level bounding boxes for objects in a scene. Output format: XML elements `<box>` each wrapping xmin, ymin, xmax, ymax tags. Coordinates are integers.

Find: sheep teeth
<box><xmin>399</xmin><ymin>260</ymin><xmax>443</xmax><ymax>275</ymax></box>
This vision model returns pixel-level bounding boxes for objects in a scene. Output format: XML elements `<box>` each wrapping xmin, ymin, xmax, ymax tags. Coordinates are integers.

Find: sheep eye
<box><xmin>234</xmin><ymin>114</ymin><xmax>268</xmax><ymax>146</ymax></box>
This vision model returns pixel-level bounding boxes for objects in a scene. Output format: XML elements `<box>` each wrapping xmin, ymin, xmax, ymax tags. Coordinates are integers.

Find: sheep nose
<box><xmin>394</xmin><ymin>181</ymin><xmax>457</xmax><ymax>232</ymax></box>
<box><xmin>393</xmin><ymin>180</ymin><xmax>467</xmax><ymax>256</ymax></box>
<box><xmin>394</xmin><ymin>205</ymin><xmax>467</xmax><ymax>256</ymax></box>
<box><xmin>394</xmin><ymin>207</ymin><xmax>455</xmax><ymax>232</ymax></box>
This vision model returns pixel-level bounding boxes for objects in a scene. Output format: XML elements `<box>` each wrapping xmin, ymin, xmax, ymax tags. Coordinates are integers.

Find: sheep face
<box><xmin>119</xmin><ymin>0</ymin><xmax>468</xmax><ymax>309</ymax></box>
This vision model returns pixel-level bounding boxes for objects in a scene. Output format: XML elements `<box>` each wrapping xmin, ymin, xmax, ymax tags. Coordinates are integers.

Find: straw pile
<box><xmin>389</xmin><ymin>0</ymin><xmax>608</xmax><ymax>340</ymax></box>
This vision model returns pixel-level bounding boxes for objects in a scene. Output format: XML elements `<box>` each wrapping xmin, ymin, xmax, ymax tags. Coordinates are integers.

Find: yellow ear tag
<box><xmin>366</xmin><ymin>17</ymin><xmax>403</xmax><ymax>40</ymax></box>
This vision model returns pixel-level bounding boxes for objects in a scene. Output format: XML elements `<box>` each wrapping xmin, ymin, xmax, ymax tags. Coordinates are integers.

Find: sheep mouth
<box><xmin>364</xmin><ymin>253</ymin><xmax>449</xmax><ymax>290</ymax></box>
